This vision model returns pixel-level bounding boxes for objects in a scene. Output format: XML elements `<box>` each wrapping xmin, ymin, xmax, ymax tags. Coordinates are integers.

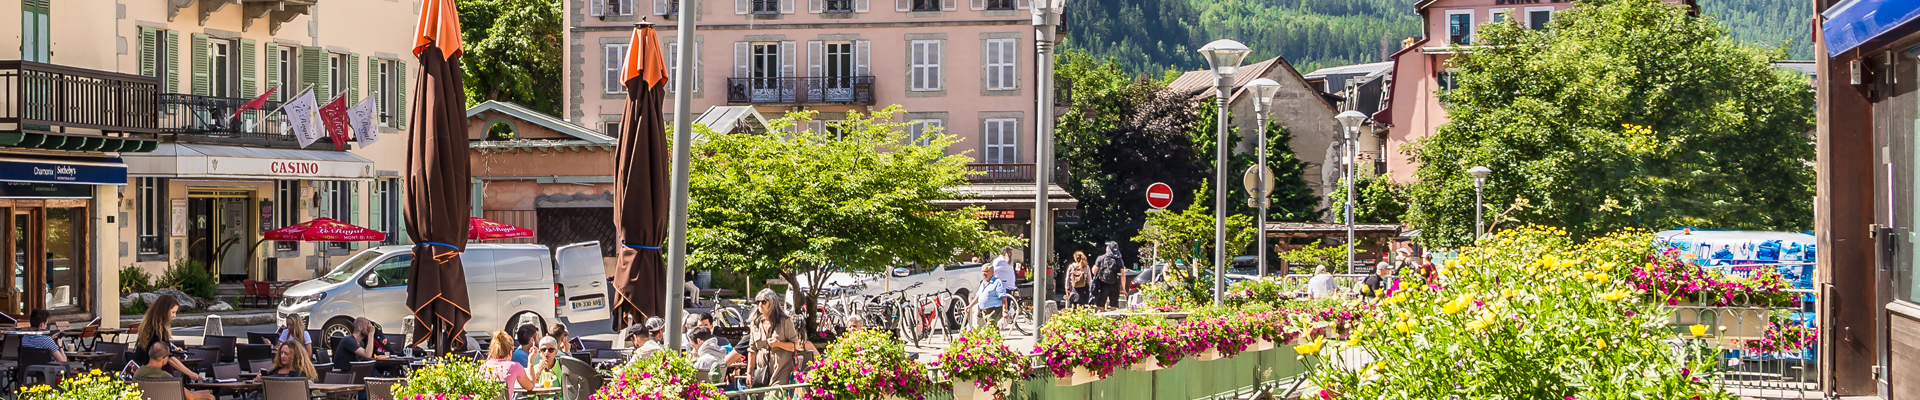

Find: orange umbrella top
<box><xmin>621</xmin><ymin>22</ymin><xmax>669</xmax><ymax>91</ymax></box>
<box><xmin>414</xmin><ymin>0</ymin><xmax>464</xmax><ymax>58</ymax></box>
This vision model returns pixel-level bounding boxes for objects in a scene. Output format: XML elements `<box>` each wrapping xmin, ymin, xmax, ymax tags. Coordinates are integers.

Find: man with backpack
<box><xmin>1091</xmin><ymin>241</ymin><xmax>1127</xmax><ymax>309</ymax></box>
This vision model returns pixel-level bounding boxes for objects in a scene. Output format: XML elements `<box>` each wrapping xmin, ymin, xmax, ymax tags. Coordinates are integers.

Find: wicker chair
<box><xmin>323</xmin><ymin>370</ymin><xmax>352</xmax><ymax>384</ymax></box>
<box><xmin>211</xmin><ymin>363</ymin><xmax>243</xmax><ymax>381</ymax></box>
<box><xmin>250</xmin><ymin>360</ymin><xmax>274</xmax><ymax>374</ymax></box>
<box><xmin>348</xmin><ymin>361</ymin><xmax>375</xmax><ymax>383</ymax></box>
<box><xmin>238</xmin><ymin>344</ymin><xmax>274</xmax><ymax>370</ymax></box>
<box><xmin>202</xmin><ymin>335</ymin><xmax>239</xmax><ymax>363</ymax></box>
<box><xmin>262</xmin><ymin>376</ymin><xmax>313</xmax><ymax>400</ymax></box>
<box><xmin>364</xmin><ymin>377</ymin><xmax>401</xmax><ymax>400</ymax></box>
<box><xmin>134</xmin><ymin>378</ymin><xmax>188</xmax><ymax>400</ymax></box>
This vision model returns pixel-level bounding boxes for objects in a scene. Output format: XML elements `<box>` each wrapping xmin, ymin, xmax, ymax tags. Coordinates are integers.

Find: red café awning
<box><xmin>468</xmin><ymin>217</ymin><xmax>533</xmax><ymax>240</ymax></box>
<box><xmin>265</xmin><ymin>217</ymin><xmax>387</xmax><ymax>242</ymax></box>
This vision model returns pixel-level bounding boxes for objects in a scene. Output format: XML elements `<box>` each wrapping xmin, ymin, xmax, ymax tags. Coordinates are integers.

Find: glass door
<box><xmin>43</xmin><ymin>207</ymin><xmax>84</xmax><ymax>313</ymax></box>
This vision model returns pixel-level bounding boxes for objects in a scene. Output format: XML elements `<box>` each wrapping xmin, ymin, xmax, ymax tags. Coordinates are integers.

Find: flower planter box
<box><xmin>1249</xmin><ymin>339</ymin><xmax>1274</xmax><ymax>352</ymax></box>
<box><xmin>1129</xmin><ymin>359</ymin><xmax>1164</xmax><ymax>372</ymax></box>
<box><xmin>954</xmin><ymin>379</ymin><xmax>996</xmax><ymax>400</ymax></box>
<box><xmin>1195</xmin><ymin>349</ymin><xmax>1223</xmax><ymax>361</ymax></box>
<box><xmin>1054</xmin><ymin>367</ymin><xmax>1102</xmax><ymax>387</ymax></box>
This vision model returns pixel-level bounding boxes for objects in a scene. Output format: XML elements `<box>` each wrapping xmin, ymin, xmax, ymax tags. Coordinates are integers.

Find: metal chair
<box><xmin>94</xmin><ymin>341</ymin><xmax>128</xmax><ymax>369</ymax></box>
<box><xmin>18</xmin><ymin>347</ymin><xmax>63</xmax><ymax>386</ymax></box>
<box><xmin>349</xmin><ymin>361</ymin><xmax>375</xmax><ymax>383</ymax></box>
<box><xmin>557</xmin><ymin>357</ymin><xmax>603</xmax><ymax>400</ymax></box>
<box><xmin>135</xmin><ymin>377</ymin><xmax>189</xmax><ymax>400</ymax></box>
<box><xmin>262</xmin><ymin>376</ymin><xmax>313</xmax><ymax>400</ymax></box>
<box><xmin>365</xmin><ymin>377</ymin><xmax>401</xmax><ymax>400</ymax></box>
<box><xmin>202</xmin><ymin>335</ymin><xmax>239</xmax><ymax>363</ymax></box>
<box><xmin>68</xmin><ymin>325</ymin><xmax>99</xmax><ymax>352</ymax></box>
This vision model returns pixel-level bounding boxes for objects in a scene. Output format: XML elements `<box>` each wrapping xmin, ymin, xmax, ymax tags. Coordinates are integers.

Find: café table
<box><xmin>524</xmin><ymin>386</ymin><xmax>563</xmax><ymax>399</ymax></box>
<box><xmin>309</xmin><ymin>383</ymin><xmax>366</xmax><ymax>394</ymax></box>
<box><xmin>64</xmin><ymin>351</ymin><xmax>115</xmax><ymax>368</ymax></box>
<box><xmin>96</xmin><ymin>328</ymin><xmax>127</xmax><ymax>343</ymax></box>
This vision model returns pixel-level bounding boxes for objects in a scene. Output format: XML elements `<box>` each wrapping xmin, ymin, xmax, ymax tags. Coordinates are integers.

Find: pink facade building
<box><xmin>562</xmin><ymin>0</ymin><xmax>1039</xmax><ymax>164</ymax></box>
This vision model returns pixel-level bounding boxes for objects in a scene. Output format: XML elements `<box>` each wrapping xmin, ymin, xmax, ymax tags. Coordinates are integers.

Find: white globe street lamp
<box><xmin>1198</xmin><ymin>39</ymin><xmax>1248</xmax><ymax>305</ymax></box>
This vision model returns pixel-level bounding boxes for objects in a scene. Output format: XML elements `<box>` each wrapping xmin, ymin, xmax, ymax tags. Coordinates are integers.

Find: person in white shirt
<box><xmin>1306</xmin><ymin>265</ymin><xmax>1339</xmax><ymax>298</ymax></box>
<box><xmin>991</xmin><ymin>246</ymin><xmax>1018</xmax><ymax>284</ymax></box>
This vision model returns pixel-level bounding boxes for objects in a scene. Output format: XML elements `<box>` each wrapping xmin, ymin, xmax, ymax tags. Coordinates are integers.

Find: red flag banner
<box><xmin>317</xmin><ymin>94</ymin><xmax>352</xmax><ymax>151</ymax></box>
<box><xmin>230</xmin><ymin>85</ymin><xmax>278</xmax><ymax>122</ymax></box>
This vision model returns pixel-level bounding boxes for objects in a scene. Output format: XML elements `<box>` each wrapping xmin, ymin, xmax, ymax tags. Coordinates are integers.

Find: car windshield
<box><xmin>318</xmin><ymin>250</ymin><xmax>386</xmax><ymax>283</ymax></box>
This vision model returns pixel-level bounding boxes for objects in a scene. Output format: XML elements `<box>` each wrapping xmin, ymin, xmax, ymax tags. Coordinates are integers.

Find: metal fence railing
<box><xmin>1667</xmin><ymin>286</ymin><xmax>1819</xmax><ymax>399</ymax></box>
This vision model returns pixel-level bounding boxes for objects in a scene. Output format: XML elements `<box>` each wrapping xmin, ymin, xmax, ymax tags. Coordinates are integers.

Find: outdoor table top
<box><xmin>309</xmin><ymin>383</ymin><xmax>365</xmax><ymax>393</ymax></box>
<box><xmin>66</xmin><ymin>352</ymin><xmax>114</xmax><ymax>360</ymax></box>
<box><xmin>185</xmin><ymin>381</ymin><xmax>262</xmax><ymax>391</ymax></box>
<box><xmin>371</xmin><ymin>356</ymin><xmax>421</xmax><ymax>364</ymax></box>
<box><xmin>524</xmin><ymin>387</ymin><xmax>563</xmax><ymax>395</ymax></box>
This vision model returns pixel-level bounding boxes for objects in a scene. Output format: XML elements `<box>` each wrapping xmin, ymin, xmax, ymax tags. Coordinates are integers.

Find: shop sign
<box><xmin>0</xmin><ymin>157</ymin><xmax>127</xmax><ymax>185</ymax></box>
<box><xmin>974</xmin><ymin>210</ymin><xmax>1026</xmax><ymax>220</ymax></box>
<box><xmin>170</xmin><ymin>199</ymin><xmax>188</xmax><ymax>237</ymax></box>
<box><xmin>204</xmin><ymin>157</ymin><xmax>372</xmax><ymax>179</ymax></box>
<box><xmin>0</xmin><ymin>182</ymin><xmax>92</xmax><ymax>198</ymax></box>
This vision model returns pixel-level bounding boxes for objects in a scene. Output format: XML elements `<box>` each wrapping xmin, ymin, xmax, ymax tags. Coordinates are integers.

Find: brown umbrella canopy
<box><xmin>404</xmin><ymin>0</ymin><xmax>473</xmax><ymax>352</ymax></box>
<box><xmin>610</xmin><ymin>22</ymin><xmax>671</xmax><ymax>328</ymax></box>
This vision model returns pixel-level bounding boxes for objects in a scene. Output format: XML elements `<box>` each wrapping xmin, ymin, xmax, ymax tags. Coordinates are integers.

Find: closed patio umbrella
<box><xmin>610</xmin><ymin>21</ymin><xmax>671</xmax><ymax>329</ymax></box>
<box><xmin>403</xmin><ymin>0</ymin><xmax>473</xmax><ymax>354</ymax></box>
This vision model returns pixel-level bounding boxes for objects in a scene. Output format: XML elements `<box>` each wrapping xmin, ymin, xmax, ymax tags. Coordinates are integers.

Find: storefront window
<box><xmin>44</xmin><ymin>208</ymin><xmax>81</xmax><ymax>311</ymax></box>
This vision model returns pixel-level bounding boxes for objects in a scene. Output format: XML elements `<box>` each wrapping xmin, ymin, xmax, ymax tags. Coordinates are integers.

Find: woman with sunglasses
<box><xmin>747</xmin><ymin>289</ymin><xmax>800</xmax><ymax>387</ymax></box>
<box><xmin>531</xmin><ymin>336</ymin><xmax>565</xmax><ymax>388</ymax></box>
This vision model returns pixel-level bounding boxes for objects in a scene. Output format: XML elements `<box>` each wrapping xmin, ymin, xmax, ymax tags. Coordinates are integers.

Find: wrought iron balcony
<box><xmin>966</xmin><ymin>163</ymin><xmax>1069</xmax><ymax>184</ymax></box>
<box><xmin>0</xmin><ymin>60</ymin><xmax>162</xmax><ymax>152</ymax></box>
<box><xmin>726</xmin><ymin>76</ymin><xmax>875</xmax><ymax>105</ymax></box>
<box><xmin>158</xmin><ymin>93</ymin><xmax>337</xmax><ymax>149</ymax></box>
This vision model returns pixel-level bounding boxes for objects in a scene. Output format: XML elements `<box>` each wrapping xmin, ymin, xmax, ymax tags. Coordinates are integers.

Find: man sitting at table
<box><xmin>136</xmin><ymin>341</ymin><xmax>215</xmax><ymax>400</ymax></box>
<box><xmin>22</xmin><ymin>309</ymin><xmax>67</xmax><ymax>362</ymax></box>
<box><xmin>334</xmin><ymin>318</ymin><xmax>376</xmax><ymax>371</ymax></box>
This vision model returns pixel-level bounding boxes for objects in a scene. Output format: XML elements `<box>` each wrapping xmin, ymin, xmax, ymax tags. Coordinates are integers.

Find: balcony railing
<box><xmin>726</xmin><ymin>76</ymin><xmax>875</xmax><ymax>105</ymax></box>
<box><xmin>966</xmin><ymin>163</ymin><xmax>1069</xmax><ymax>184</ymax></box>
<box><xmin>159</xmin><ymin>93</ymin><xmax>335</xmax><ymax>149</ymax></box>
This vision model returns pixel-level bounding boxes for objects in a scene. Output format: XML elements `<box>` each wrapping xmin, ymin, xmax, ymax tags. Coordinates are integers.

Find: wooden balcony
<box><xmin>966</xmin><ymin>163</ymin><xmax>1068</xmax><ymax>184</ymax></box>
<box><xmin>726</xmin><ymin>76</ymin><xmax>876</xmax><ymax>105</ymax></box>
<box><xmin>0</xmin><ymin>60</ymin><xmax>161</xmax><ymax>152</ymax></box>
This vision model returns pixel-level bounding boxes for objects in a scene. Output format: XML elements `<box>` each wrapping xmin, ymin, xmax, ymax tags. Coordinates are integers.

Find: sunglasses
<box><xmin>754</xmin><ymin>300</ymin><xmax>768</xmax><ymax>305</ymax></box>
<box><xmin>540</xmin><ymin>348</ymin><xmax>557</xmax><ymax>353</ymax></box>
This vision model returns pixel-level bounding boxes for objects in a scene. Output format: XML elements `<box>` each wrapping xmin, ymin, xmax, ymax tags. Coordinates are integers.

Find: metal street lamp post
<box><xmin>1198</xmin><ymin>39</ymin><xmax>1249</xmax><ymax>306</ymax></box>
<box><xmin>1030</xmin><ymin>0</ymin><xmax>1065</xmax><ymax>329</ymax></box>
<box><xmin>1334</xmin><ymin>110</ymin><xmax>1367</xmax><ymax>273</ymax></box>
<box><xmin>1245</xmin><ymin>78</ymin><xmax>1282</xmax><ymax>277</ymax></box>
<box><xmin>664</xmin><ymin>0</ymin><xmax>700</xmax><ymax>351</ymax></box>
<box><xmin>1468</xmin><ymin>166</ymin><xmax>1491</xmax><ymax>241</ymax></box>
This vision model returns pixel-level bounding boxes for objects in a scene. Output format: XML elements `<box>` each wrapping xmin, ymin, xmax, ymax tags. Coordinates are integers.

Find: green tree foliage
<box><xmin>1404</xmin><ymin>0</ymin><xmax>1815</xmax><ymax>247</ymax></box>
<box><xmin>1327</xmin><ymin>173</ymin><xmax>1409</xmax><ymax>224</ymax></box>
<box><xmin>686</xmin><ymin>106</ymin><xmax>1021</xmax><ymax>327</ymax></box>
<box><xmin>458</xmin><ymin>0</ymin><xmax>563</xmax><ymax>114</ymax></box>
<box><xmin>1133</xmin><ymin>182</ymin><xmax>1256</xmax><ymax>269</ymax></box>
<box><xmin>1275</xmin><ymin>240</ymin><xmax>1364</xmax><ymax>273</ymax></box>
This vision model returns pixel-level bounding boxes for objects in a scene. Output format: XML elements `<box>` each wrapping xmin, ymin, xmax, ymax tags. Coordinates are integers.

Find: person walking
<box><xmin>1090</xmin><ymin>242</ymin><xmax>1126</xmax><ymax>309</ymax></box>
<box><xmin>1066</xmin><ymin>251</ymin><xmax>1091</xmax><ymax>306</ymax></box>
<box><xmin>1361</xmin><ymin>264</ymin><xmax>1393</xmax><ymax>298</ymax></box>
<box><xmin>990</xmin><ymin>246</ymin><xmax>1018</xmax><ymax>285</ymax></box>
<box><xmin>748</xmin><ymin>289</ymin><xmax>800</xmax><ymax>387</ymax></box>
<box><xmin>971</xmin><ymin>265</ymin><xmax>1013</xmax><ymax>329</ymax></box>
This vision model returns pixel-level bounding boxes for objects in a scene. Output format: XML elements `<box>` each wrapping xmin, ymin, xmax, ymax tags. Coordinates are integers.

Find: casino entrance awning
<box><xmin>123</xmin><ymin>143</ymin><xmax>374</xmax><ymax>181</ymax></box>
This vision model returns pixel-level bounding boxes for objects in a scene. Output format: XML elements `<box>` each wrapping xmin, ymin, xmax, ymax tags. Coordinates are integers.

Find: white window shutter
<box><xmin>855</xmin><ymin>40</ymin><xmax>870</xmax><ymax>76</ymax></box>
<box><xmin>621</xmin><ymin>0</ymin><xmax>634</xmax><ymax>15</ymax></box>
<box><xmin>810</xmin><ymin>0</ymin><xmax>822</xmax><ymax>13</ymax></box>
<box><xmin>895</xmin><ymin>0</ymin><xmax>908</xmax><ymax>12</ymax></box>
<box><xmin>654</xmin><ymin>0</ymin><xmax>668</xmax><ymax>15</ymax></box>
<box><xmin>982</xmin><ymin>39</ymin><xmax>995</xmax><ymax>89</ymax></box>
<box><xmin>942</xmin><ymin>0</ymin><xmax>955</xmax><ymax>11</ymax></box>
<box><xmin>665</xmin><ymin>41</ymin><xmax>678</xmax><ymax>94</ymax></box>
<box><xmin>734</xmin><ymin>41</ymin><xmax>749</xmax><ymax>78</ymax></box>
<box><xmin>931</xmin><ymin>41</ymin><xmax>943</xmax><ymax>90</ymax></box>
<box><xmin>807</xmin><ymin>41</ymin><xmax>823</xmax><ymax>77</ymax></box>
<box><xmin>971</xmin><ymin>0</ymin><xmax>984</xmax><ymax>11</ymax></box>
<box><xmin>592</xmin><ymin>0</ymin><xmax>605</xmax><ymax>16</ymax></box>
<box><xmin>781</xmin><ymin>0</ymin><xmax>794</xmax><ymax>14</ymax></box>
<box><xmin>1017</xmin><ymin>0</ymin><xmax>1029</xmax><ymax>9</ymax></box>
<box><xmin>856</xmin><ymin>0</ymin><xmax>868</xmax><ymax>12</ymax></box>
<box><xmin>694</xmin><ymin>40</ymin><xmax>703</xmax><ymax>92</ymax></box>
<box><xmin>736</xmin><ymin>0</ymin><xmax>748</xmax><ymax>14</ymax></box>
<box><xmin>780</xmin><ymin>41</ymin><xmax>796</xmax><ymax>78</ymax></box>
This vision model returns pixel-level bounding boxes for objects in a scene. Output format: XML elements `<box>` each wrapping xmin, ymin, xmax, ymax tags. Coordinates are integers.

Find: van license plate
<box><xmin>571</xmin><ymin>298</ymin><xmax>605</xmax><ymax>310</ymax></box>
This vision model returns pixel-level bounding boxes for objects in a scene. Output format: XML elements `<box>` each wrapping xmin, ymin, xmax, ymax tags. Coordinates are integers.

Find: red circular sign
<box><xmin>1146</xmin><ymin>182</ymin><xmax>1174</xmax><ymax>209</ymax></box>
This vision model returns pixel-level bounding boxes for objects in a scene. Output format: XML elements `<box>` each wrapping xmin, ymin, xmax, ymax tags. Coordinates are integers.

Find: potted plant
<box><xmin>598</xmin><ymin>351</ymin><xmax>729</xmax><ymax>400</ymax></box>
<box><xmin>800</xmin><ymin>329</ymin><xmax>935</xmax><ymax>400</ymax></box>
<box><xmin>936</xmin><ymin>327</ymin><xmax>1030</xmax><ymax>400</ymax></box>
<box><xmin>18</xmin><ymin>369</ymin><xmax>136</xmax><ymax>400</ymax></box>
<box><xmin>1116</xmin><ymin>316</ymin><xmax>1179</xmax><ymax>371</ymax></box>
<box><xmin>1034</xmin><ymin>309</ymin><xmax>1130</xmax><ymax>386</ymax></box>
<box><xmin>394</xmin><ymin>358</ymin><xmax>508</xmax><ymax>400</ymax></box>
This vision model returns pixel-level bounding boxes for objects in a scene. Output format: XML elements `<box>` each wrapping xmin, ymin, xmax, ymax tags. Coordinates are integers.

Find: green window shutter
<box><xmin>240</xmin><ymin>39</ymin><xmax>257</xmax><ymax>98</ymax></box>
<box><xmin>165</xmin><ymin>31</ymin><xmax>181</xmax><ymax>95</ymax></box>
<box><xmin>347</xmin><ymin>53</ymin><xmax>360</xmax><ymax>104</ymax></box>
<box><xmin>395</xmin><ymin>60</ymin><xmax>407</xmax><ymax>129</ymax></box>
<box><xmin>139</xmin><ymin>28</ymin><xmax>157</xmax><ymax>78</ymax></box>
<box><xmin>349</xmin><ymin>184</ymin><xmax>362</xmax><ymax>249</ymax></box>
<box><xmin>264</xmin><ymin>44</ymin><xmax>279</xmax><ymax>100</ymax></box>
<box><xmin>301</xmin><ymin>46</ymin><xmax>325</xmax><ymax>99</ymax></box>
<box><xmin>23</xmin><ymin>0</ymin><xmax>48</xmax><ymax>63</ymax></box>
<box><xmin>190</xmin><ymin>33</ymin><xmax>209</xmax><ymax>96</ymax></box>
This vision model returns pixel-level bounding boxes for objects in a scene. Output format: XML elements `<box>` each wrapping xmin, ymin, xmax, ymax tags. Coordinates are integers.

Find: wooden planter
<box><xmin>1054</xmin><ymin>367</ymin><xmax>1101</xmax><ymax>387</ymax></box>
<box><xmin>1129</xmin><ymin>359</ymin><xmax>1164</xmax><ymax>372</ymax></box>
<box><xmin>1249</xmin><ymin>339</ymin><xmax>1274</xmax><ymax>352</ymax></box>
<box><xmin>954</xmin><ymin>379</ymin><xmax>997</xmax><ymax>400</ymax></box>
<box><xmin>1194</xmin><ymin>349</ymin><xmax>1223</xmax><ymax>361</ymax></box>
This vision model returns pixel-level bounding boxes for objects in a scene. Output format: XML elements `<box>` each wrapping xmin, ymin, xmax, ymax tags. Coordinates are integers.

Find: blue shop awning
<box><xmin>1824</xmin><ymin>0</ymin><xmax>1920</xmax><ymax>57</ymax></box>
<box><xmin>0</xmin><ymin>155</ymin><xmax>128</xmax><ymax>185</ymax></box>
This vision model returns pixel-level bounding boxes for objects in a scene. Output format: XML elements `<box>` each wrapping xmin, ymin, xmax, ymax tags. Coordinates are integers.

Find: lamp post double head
<box><xmin>1334</xmin><ymin>110</ymin><xmax>1367</xmax><ymax>273</ymax></box>
<box><xmin>1467</xmin><ymin>166</ymin><xmax>1491</xmax><ymax>241</ymax></box>
<box><xmin>1244</xmin><ymin>78</ymin><xmax>1282</xmax><ymax>277</ymax></box>
<box><xmin>1030</xmin><ymin>0</ymin><xmax>1065</xmax><ymax>328</ymax></box>
<box><xmin>1198</xmin><ymin>39</ymin><xmax>1249</xmax><ymax>306</ymax></box>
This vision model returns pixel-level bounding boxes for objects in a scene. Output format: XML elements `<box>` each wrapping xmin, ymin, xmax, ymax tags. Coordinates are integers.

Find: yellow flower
<box><xmin>1689</xmin><ymin>324</ymin><xmax>1707</xmax><ymax>338</ymax></box>
<box><xmin>1599</xmin><ymin>289</ymin><xmax>1629</xmax><ymax>302</ymax></box>
<box><xmin>1596</xmin><ymin>338</ymin><xmax>1608</xmax><ymax>350</ymax></box>
<box><xmin>1466</xmin><ymin>311</ymin><xmax>1498</xmax><ymax>332</ymax></box>
<box><xmin>1393</xmin><ymin>320</ymin><xmax>1412</xmax><ymax>334</ymax></box>
<box><xmin>1443</xmin><ymin>294</ymin><xmax>1473</xmax><ymax>315</ymax></box>
<box><xmin>1295</xmin><ymin>337</ymin><xmax>1325</xmax><ymax>356</ymax></box>
<box><xmin>89</xmin><ymin>369</ymin><xmax>102</xmax><ymax>375</ymax></box>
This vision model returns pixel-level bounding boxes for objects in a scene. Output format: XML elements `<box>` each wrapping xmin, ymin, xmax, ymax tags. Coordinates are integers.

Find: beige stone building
<box><xmin>1165</xmin><ymin>57</ymin><xmax>1347</xmax><ymax>217</ymax></box>
<box><xmin>0</xmin><ymin>0</ymin><xmax>423</xmax><ymax>324</ymax></box>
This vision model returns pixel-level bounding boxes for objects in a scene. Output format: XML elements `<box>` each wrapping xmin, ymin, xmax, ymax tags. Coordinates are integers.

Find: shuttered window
<box><xmin>983</xmin><ymin>119</ymin><xmax>1017</xmax><ymax>163</ymax></box>
<box><xmin>984</xmin><ymin>38</ymin><xmax>1015</xmax><ymax>91</ymax></box>
<box><xmin>605</xmin><ymin>43</ymin><xmax>629</xmax><ymax>94</ymax></box>
<box><xmin>136</xmin><ymin>178</ymin><xmax>169</xmax><ymax>259</ymax></box>
<box><xmin>270</xmin><ymin>46</ymin><xmax>295</xmax><ymax>101</ymax></box>
<box><xmin>22</xmin><ymin>0</ymin><xmax>48</xmax><ymax>63</ymax></box>
<box><xmin>328</xmin><ymin>53</ymin><xmax>346</xmax><ymax>101</ymax></box>
<box><xmin>274</xmin><ymin>181</ymin><xmax>299</xmax><ymax>252</ymax></box>
<box><xmin>210</xmin><ymin>40</ymin><xmax>234</xmax><ymax>98</ymax></box>
<box><xmin>909</xmin><ymin>40</ymin><xmax>942</xmax><ymax>91</ymax></box>
<box><xmin>907</xmin><ymin>119</ymin><xmax>941</xmax><ymax>146</ymax></box>
<box><xmin>379</xmin><ymin>60</ymin><xmax>398</xmax><ymax>126</ymax></box>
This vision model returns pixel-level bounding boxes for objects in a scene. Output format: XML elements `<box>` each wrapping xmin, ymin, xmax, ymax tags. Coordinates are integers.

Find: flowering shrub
<box><xmin>1034</xmin><ymin>309</ymin><xmax>1136</xmax><ymax>378</ymax></box>
<box><xmin>1306</xmin><ymin>227</ymin><xmax>1733</xmax><ymax>399</ymax></box>
<box><xmin>1743</xmin><ymin>320</ymin><xmax>1818</xmax><ymax>355</ymax></box>
<box><xmin>17</xmin><ymin>369</ymin><xmax>135</xmax><ymax>400</ymax></box>
<box><xmin>1181</xmin><ymin>307</ymin><xmax>1254</xmax><ymax>358</ymax></box>
<box><xmin>801</xmin><ymin>329</ymin><xmax>935</xmax><ymax>400</ymax></box>
<box><xmin>1225</xmin><ymin>277</ymin><xmax>1299</xmax><ymax>307</ymax></box>
<box><xmin>1114</xmin><ymin>317</ymin><xmax>1180</xmax><ymax>367</ymax></box>
<box><xmin>935</xmin><ymin>327</ymin><xmax>1030</xmax><ymax>396</ymax></box>
<box><xmin>1628</xmin><ymin>248</ymin><xmax>1799</xmax><ymax>308</ymax></box>
<box><xmin>394</xmin><ymin>358</ymin><xmax>507</xmax><ymax>400</ymax></box>
<box><xmin>597</xmin><ymin>351</ymin><xmax>728</xmax><ymax>400</ymax></box>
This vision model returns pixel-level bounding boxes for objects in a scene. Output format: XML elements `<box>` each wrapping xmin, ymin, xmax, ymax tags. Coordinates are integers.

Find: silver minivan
<box><xmin>276</xmin><ymin>242</ymin><xmax>611</xmax><ymax>338</ymax></box>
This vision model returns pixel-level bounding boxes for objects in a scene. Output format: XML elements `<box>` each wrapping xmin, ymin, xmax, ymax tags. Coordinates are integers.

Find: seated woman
<box><xmin>256</xmin><ymin>342</ymin><xmax>319</xmax><ymax>382</ymax></box>
<box><xmin>531</xmin><ymin>337</ymin><xmax>564</xmax><ymax>388</ymax></box>
<box><xmin>480</xmin><ymin>331</ymin><xmax>536</xmax><ymax>395</ymax></box>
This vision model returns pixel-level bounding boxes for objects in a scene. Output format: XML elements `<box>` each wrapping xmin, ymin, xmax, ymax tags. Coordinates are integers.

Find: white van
<box><xmin>276</xmin><ymin>242</ymin><xmax>611</xmax><ymax>339</ymax></box>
